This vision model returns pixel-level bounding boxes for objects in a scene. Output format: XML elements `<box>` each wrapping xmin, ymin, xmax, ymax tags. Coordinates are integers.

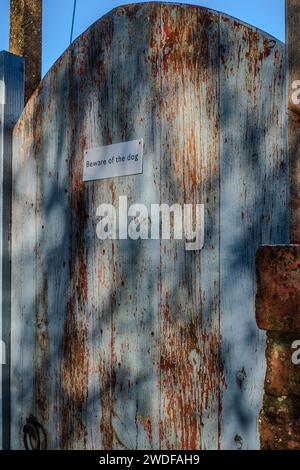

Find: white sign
<box><xmin>83</xmin><ymin>139</ymin><xmax>143</xmax><ymax>182</ymax></box>
<box><xmin>0</xmin><ymin>80</ymin><xmax>5</xmax><ymax>105</ymax></box>
<box><xmin>0</xmin><ymin>340</ymin><xmax>5</xmax><ymax>365</ymax></box>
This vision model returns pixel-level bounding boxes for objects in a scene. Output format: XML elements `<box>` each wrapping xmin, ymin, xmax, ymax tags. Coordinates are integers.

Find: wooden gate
<box><xmin>10</xmin><ymin>3</ymin><xmax>289</xmax><ymax>449</ymax></box>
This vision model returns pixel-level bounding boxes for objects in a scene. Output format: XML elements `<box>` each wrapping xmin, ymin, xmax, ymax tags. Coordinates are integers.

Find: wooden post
<box><xmin>0</xmin><ymin>52</ymin><xmax>24</xmax><ymax>450</ymax></box>
<box><xmin>9</xmin><ymin>0</ymin><xmax>42</xmax><ymax>104</ymax></box>
<box><xmin>287</xmin><ymin>0</ymin><xmax>300</xmax><ymax>243</ymax></box>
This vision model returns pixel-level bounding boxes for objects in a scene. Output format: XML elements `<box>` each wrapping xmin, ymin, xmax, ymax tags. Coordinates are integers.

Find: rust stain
<box><xmin>137</xmin><ymin>416</ymin><xmax>153</xmax><ymax>445</ymax></box>
<box><xmin>34</xmin><ymin>276</ymin><xmax>50</xmax><ymax>423</ymax></box>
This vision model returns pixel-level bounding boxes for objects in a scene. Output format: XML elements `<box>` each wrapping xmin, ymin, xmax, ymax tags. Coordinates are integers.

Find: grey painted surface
<box><xmin>0</xmin><ymin>51</ymin><xmax>24</xmax><ymax>450</ymax></box>
<box><xmin>11</xmin><ymin>4</ymin><xmax>289</xmax><ymax>449</ymax></box>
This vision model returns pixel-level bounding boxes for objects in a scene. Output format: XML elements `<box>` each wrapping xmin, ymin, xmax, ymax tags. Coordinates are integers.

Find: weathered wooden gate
<box><xmin>10</xmin><ymin>3</ymin><xmax>289</xmax><ymax>450</ymax></box>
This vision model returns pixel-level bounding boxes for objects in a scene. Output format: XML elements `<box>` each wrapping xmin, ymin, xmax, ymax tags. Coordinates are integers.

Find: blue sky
<box><xmin>0</xmin><ymin>0</ymin><xmax>285</xmax><ymax>77</ymax></box>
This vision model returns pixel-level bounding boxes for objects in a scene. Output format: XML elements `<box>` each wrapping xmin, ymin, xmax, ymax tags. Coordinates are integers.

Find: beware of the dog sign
<box><xmin>83</xmin><ymin>139</ymin><xmax>143</xmax><ymax>182</ymax></box>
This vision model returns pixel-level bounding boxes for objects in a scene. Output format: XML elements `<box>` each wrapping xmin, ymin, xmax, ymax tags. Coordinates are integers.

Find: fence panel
<box><xmin>11</xmin><ymin>4</ymin><xmax>289</xmax><ymax>449</ymax></box>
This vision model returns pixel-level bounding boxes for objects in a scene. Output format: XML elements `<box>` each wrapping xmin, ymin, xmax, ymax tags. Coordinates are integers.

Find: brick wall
<box><xmin>9</xmin><ymin>0</ymin><xmax>42</xmax><ymax>103</ymax></box>
<box><xmin>256</xmin><ymin>245</ymin><xmax>300</xmax><ymax>449</ymax></box>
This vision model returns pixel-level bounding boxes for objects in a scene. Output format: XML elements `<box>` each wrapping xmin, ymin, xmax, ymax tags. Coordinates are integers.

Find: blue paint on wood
<box><xmin>10</xmin><ymin>4</ymin><xmax>289</xmax><ymax>450</ymax></box>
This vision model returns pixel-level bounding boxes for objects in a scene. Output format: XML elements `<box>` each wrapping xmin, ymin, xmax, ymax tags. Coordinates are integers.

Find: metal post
<box><xmin>287</xmin><ymin>0</ymin><xmax>300</xmax><ymax>243</ymax></box>
<box><xmin>0</xmin><ymin>51</ymin><xmax>24</xmax><ymax>450</ymax></box>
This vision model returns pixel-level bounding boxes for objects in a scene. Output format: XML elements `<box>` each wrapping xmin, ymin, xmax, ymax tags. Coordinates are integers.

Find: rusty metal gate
<box><xmin>10</xmin><ymin>3</ymin><xmax>289</xmax><ymax>450</ymax></box>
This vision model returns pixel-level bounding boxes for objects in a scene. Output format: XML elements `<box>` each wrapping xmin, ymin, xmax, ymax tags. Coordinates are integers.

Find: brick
<box><xmin>260</xmin><ymin>411</ymin><xmax>300</xmax><ymax>450</ymax></box>
<box><xmin>260</xmin><ymin>395</ymin><xmax>300</xmax><ymax>449</ymax></box>
<box><xmin>256</xmin><ymin>245</ymin><xmax>300</xmax><ymax>332</ymax></box>
<box><xmin>9</xmin><ymin>0</ymin><xmax>42</xmax><ymax>103</ymax></box>
<box><xmin>263</xmin><ymin>394</ymin><xmax>300</xmax><ymax>423</ymax></box>
<box><xmin>265</xmin><ymin>332</ymin><xmax>300</xmax><ymax>397</ymax></box>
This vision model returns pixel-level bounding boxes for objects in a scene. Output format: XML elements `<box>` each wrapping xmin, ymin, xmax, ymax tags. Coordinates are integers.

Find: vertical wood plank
<box><xmin>220</xmin><ymin>18</ymin><xmax>289</xmax><ymax>449</ymax></box>
<box><xmin>11</xmin><ymin>83</ymin><xmax>37</xmax><ymax>449</ymax></box>
<box><xmin>108</xmin><ymin>5</ymin><xmax>161</xmax><ymax>450</ymax></box>
<box><xmin>158</xmin><ymin>5</ymin><xmax>220</xmax><ymax>449</ymax></box>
